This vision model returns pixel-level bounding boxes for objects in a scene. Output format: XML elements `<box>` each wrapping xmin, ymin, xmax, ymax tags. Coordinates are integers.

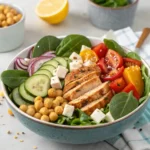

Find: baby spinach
<box><xmin>126</xmin><ymin>52</ymin><xmax>141</xmax><ymax>60</ymax></box>
<box><xmin>57</xmin><ymin>109</ymin><xmax>95</xmax><ymax>126</ymax></box>
<box><xmin>92</xmin><ymin>0</ymin><xmax>129</xmax><ymax>7</ymax></box>
<box><xmin>1</xmin><ymin>70</ymin><xmax>29</xmax><ymax>89</ymax></box>
<box><xmin>104</xmin><ymin>39</ymin><xmax>126</xmax><ymax>56</ymax></box>
<box><xmin>56</xmin><ymin>34</ymin><xmax>92</xmax><ymax>57</ymax></box>
<box><xmin>32</xmin><ymin>35</ymin><xmax>61</xmax><ymax>57</ymax></box>
<box><xmin>141</xmin><ymin>65</ymin><xmax>150</xmax><ymax>97</ymax></box>
<box><xmin>109</xmin><ymin>92</ymin><xmax>138</xmax><ymax>120</ymax></box>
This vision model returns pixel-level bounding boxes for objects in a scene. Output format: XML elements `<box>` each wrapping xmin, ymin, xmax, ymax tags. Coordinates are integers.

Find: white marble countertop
<box><xmin>0</xmin><ymin>0</ymin><xmax>150</xmax><ymax>149</ymax></box>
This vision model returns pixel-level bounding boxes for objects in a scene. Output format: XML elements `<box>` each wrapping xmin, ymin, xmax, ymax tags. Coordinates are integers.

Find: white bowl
<box><xmin>0</xmin><ymin>2</ymin><xmax>25</xmax><ymax>52</ymax></box>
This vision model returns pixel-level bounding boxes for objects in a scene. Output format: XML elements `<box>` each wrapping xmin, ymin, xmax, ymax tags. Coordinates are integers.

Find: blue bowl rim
<box><xmin>1</xmin><ymin>35</ymin><xmax>149</xmax><ymax>129</ymax></box>
<box><xmin>88</xmin><ymin>0</ymin><xmax>139</xmax><ymax>10</ymax></box>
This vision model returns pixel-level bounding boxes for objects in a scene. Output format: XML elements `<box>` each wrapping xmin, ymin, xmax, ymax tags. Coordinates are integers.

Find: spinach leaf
<box><xmin>126</xmin><ymin>52</ymin><xmax>141</xmax><ymax>60</ymax></box>
<box><xmin>1</xmin><ymin>70</ymin><xmax>29</xmax><ymax>89</ymax></box>
<box><xmin>56</xmin><ymin>34</ymin><xmax>92</xmax><ymax>57</ymax></box>
<box><xmin>101</xmin><ymin>0</ymin><xmax>114</xmax><ymax>7</ymax></box>
<box><xmin>110</xmin><ymin>92</ymin><xmax>138</xmax><ymax>120</ymax></box>
<box><xmin>104</xmin><ymin>39</ymin><xmax>126</xmax><ymax>56</ymax></box>
<box><xmin>141</xmin><ymin>65</ymin><xmax>150</xmax><ymax>96</ymax></box>
<box><xmin>93</xmin><ymin>0</ymin><xmax>106</xmax><ymax>4</ymax></box>
<box><xmin>115</xmin><ymin>0</ymin><xmax>128</xmax><ymax>6</ymax></box>
<box><xmin>32</xmin><ymin>35</ymin><xmax>61</xmax><ymax>57</ymax></box>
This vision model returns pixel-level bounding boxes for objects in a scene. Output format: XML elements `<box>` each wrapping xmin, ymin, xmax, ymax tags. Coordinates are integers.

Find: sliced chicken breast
<box><xmin>63</xmin><ymin>76</ymin><xmax>101</xmax><ymax>101</ymax></box>
<box><xmin>69</xmin><ymin>81</ymin><xmax>110</xmax><ymax>108</ymax></box>
<box><xmin>81</xmin><ymin>91</ymin><xmax>113</xmax><ymax>115</ymax></box>
<box><xmin>64</xmin><ymin>65</ymin><xmax>101</xmax><ymax>86</ymax></box>
<box><xmin>63</xmin><ymin>71</ymin><xmax>100</xmax><ymax>94</ymax></box>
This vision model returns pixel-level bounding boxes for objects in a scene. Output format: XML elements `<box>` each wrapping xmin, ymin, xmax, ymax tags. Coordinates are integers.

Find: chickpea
<box><xmin>7</xmin><ymin>17</ymin><xmax>14</xmax><ymax>25</ymax></box>
<box><xmin>6</xmin><ymin>12</ymin><xmax>13</xmax><ymax>18</ymax></box>
<box><xmin>1</xmin><ymin>20</ymin><xmax>7</xmax><ymax>27</ymax></box>
<box><xmin>26</xmin><ymin>108</ymin><xmax>36</xmax><ymax>116</ymax></box>
<box><xmin>34</xmin><ymin>96</ymin><xmax>43</xmax><ymax>103</ymax></box>
<box><xmin>17</xmin><ymin>14</ymin><xmax>22</xmax><ymax>21</ymax></box>
<box><xmin>61</xmin><ymin>102</ymin><xmax>67</xmax><ymax>108</ymax></box>
<box><xmin>41</xmin><ymin>115</ymin><xmax>49</xmax><ymax>122</ymax></box>
<box><xmin>34</xmin><ymin>100</ymin><xmax>44</xmax><ymax>111</ymax></box>
<box><xmin>55</xmin><ymin>96</ymin><xmax>64</xmax><ymax>104</ymax></box>
<box><xmin>0</xmin><ymin>5</ymin><xmax>5</xmax><ymax>11</ymax></box>
<box><xmin>0</xmin><ymin>20</ymin><xmax>2</xmax><ymax>27</ymax></box>
<box><xmin>48</xmin><ymin>88</ymin><xmax>57</xmax><ymax>98</ymax></box>
<box><xmin>54</xmin><ymin>106</ymin><xmax>63</xmax><ymax>115</ymax></box>
<box><xmin>10</xmin><ymin>8</ymin><xmax>17</xmax><ymax>15</ymax></box>
<box><xmin>44</xmin><ymin>97</ymin><xmax>53</xmax><ymax>109</ymax></box>
<box><xmin>39</xmin><ymin>107</ymin><xmax>49</xmax><ymax>115</ymax></box>
<box><xmin>52</xmin><ymin>99</ymin><xmax>60</xmax><ymax>108</ymax></box>
<box><xmin>48</xmin><ymin>109</ymin><xmax>54</xmax><ymax>114</ymax></box>
<box><xmin>13</xmin><ymin>15</ymin><xmax>18</xmax><ymax>22</ymax></box>
<box><xmin>20</xmin><ymin>104</ymin><xmax>28</xmax><ymax>112</ymax></box>
<box><xmin>34</xmin><ymin>113</ymin><xmax>42</xmax><ymax>119</ymax></box>
<box><xmin>3</xmin><ymin>8</ymin><xmax>10</xmax><ymax>15</ymax></box>
<box><xmin>56</xmin><ymin>90</ymin><xmax>63</xmax><ymax>96</ymax></box>
<box><xmin>0</xmin><ymin>13</ymin><xmax>6</xmax><ymax>21</ymax></box>
<box><xmin>28</xmin><ymin>105</ymin><xmax>35</xmax><ymax>109</ymax></box>
<box><xmin>49</xmin><ymin>112</ymin><xmax>58</xmax><ymax>122</ymax></box>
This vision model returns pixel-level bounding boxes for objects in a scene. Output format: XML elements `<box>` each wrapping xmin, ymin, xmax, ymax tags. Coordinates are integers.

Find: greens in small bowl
<box><xmin>1</xmin><ymin>34</ymin><xmax>150</xmax><ymax>144</ymax></box>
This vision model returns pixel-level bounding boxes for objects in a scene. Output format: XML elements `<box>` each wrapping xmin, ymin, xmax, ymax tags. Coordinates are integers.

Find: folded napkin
<box><xmin>105</xmin><ymin>27</ymin><xmax>150</xmax><ymax>150</ymax></box>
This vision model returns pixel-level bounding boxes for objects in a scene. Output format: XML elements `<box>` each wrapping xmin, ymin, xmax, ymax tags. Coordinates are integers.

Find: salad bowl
<box><xmin>1</xmin><ymin>36</ymin><xmax>150</xmax><ymax>144</ymax></box>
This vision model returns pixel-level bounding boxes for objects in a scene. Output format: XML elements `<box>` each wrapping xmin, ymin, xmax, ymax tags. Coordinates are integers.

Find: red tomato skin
<box><xmin>105</xmin><ymin>49</ymin><xmax>123</xmax><ymax>69</ymax></box>
<box><xmin>122</xmin><ymin>83</ymin><xmax>140</xmax><ymax>100</ymax></box>
<box><xmin>92</xmin><ymin>43</ymin><xmax>108</xmax><ymax>59</ymax></box>
<box><xmin>123</xmin><ymin>58</ymin><xmax>142</xmax><ymax>67</ymax></box>
<box><xmin>97</xmin><ymin>58</ymin><xmax>108</xmax><ymax>74</ymax></box>
<box><xmin>102</xmin><ymin>66</ymin><xmax>124</xmax><ymax>82</ymax></box>
<box><xmin>109</xmin><ymin>77</ymin><xmax>126</xmax><ymax>93</ymax></box>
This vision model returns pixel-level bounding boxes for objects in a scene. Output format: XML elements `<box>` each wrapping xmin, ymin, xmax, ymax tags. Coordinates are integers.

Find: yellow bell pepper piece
<box><xmin>123</xmin><ymin>65</ymin><xmax>144</xmax><ymax>96</ymax></box>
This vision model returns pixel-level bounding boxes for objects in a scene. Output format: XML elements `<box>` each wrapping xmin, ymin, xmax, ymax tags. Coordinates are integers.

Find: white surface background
<box><xmin>0</xmin><ymin>0</ymin><xmax>150</xmax><ymax>150</ymax></box>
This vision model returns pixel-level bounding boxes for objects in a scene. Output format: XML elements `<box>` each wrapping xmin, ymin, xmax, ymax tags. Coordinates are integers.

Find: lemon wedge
<box><xmin>35</xmin><ymin>0</ymin><xmax>69</xmax><ymax>24</ymax></box>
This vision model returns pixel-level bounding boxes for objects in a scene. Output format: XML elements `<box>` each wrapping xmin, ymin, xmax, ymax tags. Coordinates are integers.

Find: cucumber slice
<box><xmin>43</xmin><ymin>59</ymin><xmax>59</xmax><ymax>68</ymax></box>
<box><xmin>25</xmin><ymin>74</ymin><xmax>50</xmax><ymax>97</ymax></box>
<box><xmin>40</xmin><ymin>65</ymin><xmax>55</xmax><ymax>74</ymax></box>
<box><xmin>19</xmin><ymin>83</ymin><xmax>34</xmax><ymax>103</ymax></box>
<box><xmin>9</xmin><ymin>92</ymin><xmax>13</xmax><ymax>100</ymax></box>
<box><xmin>34</xmin><ymin>69</ymin><xmax>52</xmax><ymax>79</ymax></box>
<box><xmin>53</xmin><ymin>57</ymin><xmax>67</xmax><ymax>68</ymax></box>
<box><xmin>63</xmin><ymin>57</ymin><xmax>71</xmax><ymax>70</ymax></box>
<box><xmin>12</xmin><ymin>87</ymin><xmax>29</xmax><ymax>107</ymax></box>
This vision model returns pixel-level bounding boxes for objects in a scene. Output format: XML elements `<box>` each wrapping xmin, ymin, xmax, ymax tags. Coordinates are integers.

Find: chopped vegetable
<box><xmin>122</xmin><ymin>83</ymin><xmax>140</xmax><ymax>100</ymax></box>
<box><xmin>123</xmin><ymin>66</ymin><xmax>144</xmax><ymax>96</ymax></box>
<box><xmin>92</xmin><ymin>43</ymin><xmax>108</xmax><ymax>59</ymax></box>
<box><xmin>102</xmin><ymin>66</ymin><xmax>124</xmax><ymax>81</ymax></box>
<box><xmin>123</xmin><ymin>58</ymin><xmax>142</xmax><ymax>67</ymax></box>
<box><xmin>32</xmin><ymin>36</ymin><xmax>61</xmax><ymax>57</ymax></box>
<box><xmin>104</xmin><ymin>39</ymin><xmax>126</xmax><ymax>56</ymax></box>
<box><xmin>105</xmin><ymin>49</ymin><xmax>123</xmax><ymax>69</ymax></box>
<box><xmin>56</xmin><ymin>34</ymin><xmax>92</xmax><ymax>57</ymax></box>
<box><xmin>109</xmin><ymin>77</ymin><xmax>126</xmax><ymax>93</ymax></box>
<box><xmin>110</xmin><ymin>91</ymin><xmax>138</xmax><ymax>120</ymax></box>
<box><xmin>126</xmin><ymin>52</ymin><xmax>141</xmax><ymax>61</ymax></box>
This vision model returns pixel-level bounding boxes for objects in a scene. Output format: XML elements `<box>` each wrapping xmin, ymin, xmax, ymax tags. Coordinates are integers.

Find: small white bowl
<box><xmin>0</xmin><ymin>2</ymin><xmax>25</xmax><ymax>52</ymax></box>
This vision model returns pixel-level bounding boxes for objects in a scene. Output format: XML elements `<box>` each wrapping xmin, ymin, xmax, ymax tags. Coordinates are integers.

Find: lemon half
<box><xmin>35</xmin><ymin>0</ymin><xmax>69</xmax><ymax>24</ymax></box>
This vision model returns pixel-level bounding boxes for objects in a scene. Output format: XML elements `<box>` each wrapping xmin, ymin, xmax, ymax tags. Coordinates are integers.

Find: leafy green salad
<box><xmin>1</xmin><ymin>34</ymin><xmax>150</xmax><ymax>126</ymax></box>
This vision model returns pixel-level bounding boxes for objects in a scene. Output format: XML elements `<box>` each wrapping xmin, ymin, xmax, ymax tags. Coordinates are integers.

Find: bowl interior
<box><xmin>1</xmin><ymin>36</ymin><xmax>150</xmax><ymax>129</ymax></box>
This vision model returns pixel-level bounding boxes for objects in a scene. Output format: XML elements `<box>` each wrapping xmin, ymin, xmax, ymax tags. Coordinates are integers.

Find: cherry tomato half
<box><xmin>101</xmin><ymin>66</ymin><xmax>124</xmax><ymax>81</ymax></box>
<box><xmin>123</xmin><ymin>58</ymin><xmax>142</xmax><ymax>67</ymax></box>
<box><xmin>105</xmin><ymin>49</ymin><xmax>123</xmax><ymax>69</ymax></box>
<box><xmin>122</xmin><ymin>83</ymin><xmax>140</xmax><ymax>100</ymax></box>
<box><xmin>97</xmin><ymin>58</ymin><xmax>108</xmax><ymax>74</ymax></box>
<box><xmin>92</xmin><ymin>43</ymin><xmax>108</xmax><ymax>59</ymax></box>
<box><xmin>109</xmin><ymin>77</ymin><xmax>126</xmax><ymax>93</ymax></box>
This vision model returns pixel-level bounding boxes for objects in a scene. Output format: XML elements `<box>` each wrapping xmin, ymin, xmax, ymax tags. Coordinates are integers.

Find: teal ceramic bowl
<box><xmin>1</xmin><ymin>36</ymin><xmax>150</xmax><ymax>144</ymax></box>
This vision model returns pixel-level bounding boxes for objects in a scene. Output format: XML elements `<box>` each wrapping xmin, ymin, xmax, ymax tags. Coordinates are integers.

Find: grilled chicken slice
<box><xmin>69</xmin><ymin>82</ymin><xmax>110</xmax><ymax>108</ymax></box>
<box><xmin>64</xmin><ymin>65</ymin><xmax>101</xmax><ymax>86</ymax></box>
<box><xmin>63</xmin><ymin>71</ymin><xmax>100</xmax><ymax>94</ymax></box>
<box><xmin>63</xmin><ymin>76</ymin><xmax>101</xmax><ymax>101</ymax></box>
<box><xmin>81</xmin><ymin>91</ymin><xmax>113</xmax><ymax>115</ymax></box>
